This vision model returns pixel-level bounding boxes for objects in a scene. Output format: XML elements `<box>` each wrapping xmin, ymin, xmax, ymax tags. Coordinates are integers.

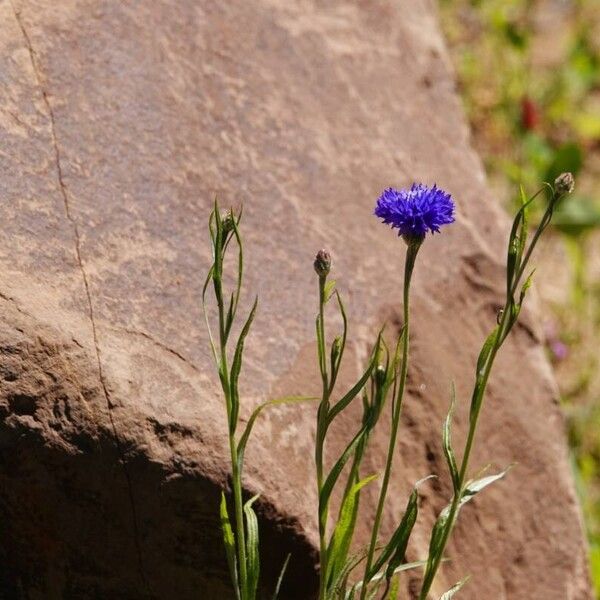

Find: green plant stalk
<box><xmin>418</xmin><ymin>300</ymin><xmax>509</xmax><ymax>600</ymax></box>
<box><xmin>418</xmin><ymin>190</ymin><xmax>560</xmax><ymax>600</ymax></box>
<box><xmin>215</xmin><ymin>242</ymin><xmax>248</xmax><ymax>597</ymax></box>
<box><xmin>316</xmin><ymin>274</ymin><xmax>330</xmax><ymax>600</ymax></box>
<box><xmin>360</xmin><ymin>240</ymin><xmax>421</xmax><ymax>599</ymax></box>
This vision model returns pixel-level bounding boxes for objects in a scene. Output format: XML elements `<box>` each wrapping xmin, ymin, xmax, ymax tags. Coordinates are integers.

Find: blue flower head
<box><xmin>374</xmin><ymin>183</ymin><xmax>455</xmax><ymax>244</ymax></box>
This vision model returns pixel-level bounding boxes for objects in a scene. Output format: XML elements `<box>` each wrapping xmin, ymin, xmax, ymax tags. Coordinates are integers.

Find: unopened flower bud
<box><xmin>314</xmin><ymin>249</ymin><xmax>331</xmax><ymax>277</ymax></box>
<box><xmin>221</xmin><ymin>210</ymin><xmax>235</xmax><ymax>234</ymax></box>
<box><xmin>375</xmin><ymin>365</ymin><xmax>386</xmax><ymax>387</ymax></box>
<box><xmin>554</xmin><ymin>172</ymin><xmax>574</xmax><ymax>196</ymax></box>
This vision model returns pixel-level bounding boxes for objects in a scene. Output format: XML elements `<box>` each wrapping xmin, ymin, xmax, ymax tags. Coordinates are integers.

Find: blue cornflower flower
<box><xmin>374</xmin><ymin>183</ymin><xmax>455</xmax><ymax>243</ymax></box>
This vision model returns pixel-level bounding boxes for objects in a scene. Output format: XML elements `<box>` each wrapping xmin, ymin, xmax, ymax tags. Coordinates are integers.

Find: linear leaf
<box><xmin>351</xmin><ymin>560</ymin><xmax>427</xmax><ymax>596</ymax></box>
<box><xmin>229</xmin><ymin>206</ymin><xmax>244</xmax><ymax>330</ymax></box>
<box><xmin>319</xmin><ymin>425</ymin><xmax>369</xmax><ymax>527</ymax></box>
<box><xmin>272</xmin><ymin>553</ymin><xmax>291</xmax><ymax>600</ymax></box>
<box><xmin>422</xmin><ymin>507</ymin><xmax>451</xmax><ymax>590</ymax></box>
<box><xmin>243</xmin><ymin>495</ymin><xmax>260</xmax><ymax>599</ymax></box>
<box><xmin>324</xmin><ymin>279</ymin><xmax>337</xmax><ymax>303</ymax></box>
<box><xmin>518</xmin><ymin>185</ymin><xmax>529</xmax><ymax>259</ymax></box>
<box><xmin>519</xmin><ymin>269</ymin><xmax>535</xmax><ymax>304</ymax></box>
<box><xmin>443</xmin><ymin>384</ymin><xmax>460</xmax><ymax>494</ymax></box>
<box><xmin>440</xmin><ymin>576</ymin><xmax>470</xmax><ymax>599</ymax></box>
<box><xmin>329</xmin><ymin>291</ymin><xmax>348</xmax><ymax>392</ymax></box>
<box><xmin>326</xmin><ymin>340</ymin><xmax>380</xmax><ymax>429</ymax></box>
<box><xmin>229</xmin><ymin>297</ymin><xmax>258</xmax><ymax>433</ymax></box>
<box><xmin>220</xmin><ymin>492</ymin><xmax>240</xmax><ymax>600</ymax></box>
<box><xmin>383</xmin><ymin>574</ymin><xmax>400</xmax><ymax>600</ymax></box>
<box><xmin>237</xmin><ymin>396</ymin><xmax>316</xmax><ymax>473</ymax></box>
<box><xmin>476</xmin><ymin>326</ymin><xmax>499</xmax><ymax>377</ymax></box>
<box><xmin>327</xmin><ymin>474</ymin><xmax>378</xmax><ymax>588</ymax></box>
<box><xmin>369</xmin><ymin>476</ymin><xmax>433</xmax><ymax>579</ymax></box>
<box><xmin>201</xmin><ymin>265</ymin><xmax>220</xmax><ymax>368</ymax></box>
<box><xmin>459</xmin><ymin>466</ymin><xmax>512</xmax><ymax>508</ymax></box>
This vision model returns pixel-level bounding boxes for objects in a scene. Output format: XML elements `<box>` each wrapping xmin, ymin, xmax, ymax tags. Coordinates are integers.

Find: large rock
<box><xmin>0</xmin><ymin>1</ymin><xmax>591</xmax><ymax>598</ymax></box>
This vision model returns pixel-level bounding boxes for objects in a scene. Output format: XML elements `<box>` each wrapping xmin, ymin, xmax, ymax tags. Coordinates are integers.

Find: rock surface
<box><xmin>0</xmin><ymin>0</ymin><xmax>591</xmax><ymax>598</ymax></box>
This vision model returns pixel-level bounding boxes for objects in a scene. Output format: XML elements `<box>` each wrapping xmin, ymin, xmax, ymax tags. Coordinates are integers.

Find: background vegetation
<box><xmin>439</xmin><ymin>0</ymin><xmax>600</xmax><ymax>594</ymax></box>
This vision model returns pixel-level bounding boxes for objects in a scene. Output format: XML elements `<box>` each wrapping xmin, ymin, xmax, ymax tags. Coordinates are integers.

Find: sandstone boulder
<box><xmin>0</xmin><ymin>1</ymin><xmax>591</xmax><ymax>598</ymax></box>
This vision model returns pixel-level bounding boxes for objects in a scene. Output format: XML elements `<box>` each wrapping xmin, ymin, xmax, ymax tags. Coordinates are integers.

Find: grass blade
<box><xmin>272</xmin><ymin>554</ymin><xmax>291</xmax><ymax>600</ymax></box>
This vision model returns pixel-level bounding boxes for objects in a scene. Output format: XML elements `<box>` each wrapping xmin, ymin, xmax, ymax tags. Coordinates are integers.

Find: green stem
<box><xmin>216</xmin><ymin>251</ymin><xmax>248</xmax><ymax>597</ymax></box>
<box><xmin>418</xmin><ymin>304</ymin><xmax>509</xmax><ymax>600</ymax></box>
<box><xmin>229</xmin><ymin>434</ymin><xmax>247</xmax><ymax>598</ymax></box>
<box><xmin>418</xmin><ymin>198</ymin><xmax>558</xmax><ymax>600</ymax></box>
<box><xmin>316</xmin><ymin>275</ymin><xmax>330</xmax><ymax>600</ymax></box>
<box><xmin>360</xmin><ymin>241</ymin><xmax>420</xmax><ymax>599</ymax></box>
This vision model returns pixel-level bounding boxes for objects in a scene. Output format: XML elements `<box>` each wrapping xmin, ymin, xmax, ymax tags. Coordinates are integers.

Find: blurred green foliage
<box><xmin>440</xmin><ymin>0</ymin><xmax>600</xmax><ymax>594</ymax></box>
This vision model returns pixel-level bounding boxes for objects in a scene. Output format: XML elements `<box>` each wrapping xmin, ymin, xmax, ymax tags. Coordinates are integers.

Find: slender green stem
<box><xmin>418</xmin><ymin>303</ymin><xmax>509</xmax><ymax>600</ymax></box>
<box><xmin>418</xmin><ymin>197</ymin><xmax>559</xmax><ymax>600</ymax></box>
<box><xmin>316</xmin><ymin>275</ymin><xmax>330</xmax><ymax>600</ymax></box>
<box><xmin>215</xmin><ymin>241</ymin><xmax>248</xmax><ymax>597</ymax></box>
<box><xmin>360</xmin><ymin>241</ymin><xmax>420</xmax><ymax>599</ymax></box>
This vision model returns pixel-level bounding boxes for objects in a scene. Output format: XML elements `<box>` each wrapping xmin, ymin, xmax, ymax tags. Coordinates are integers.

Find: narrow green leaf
<box><xmin>351</xmin><ymin>560</ymin><xmax>428</xmax><ymax>597</ymax></box>
<box><xmin>383</xmin><ymin>574</ymin><xmax>400</xmax><ymax>600</ymax></box>
<box><xmin>243</xmin><ymin>495</ymin><xmax>260</xmax><ymax>599</ymax></box>
<box><xmin>208</xmin><ymin>205</ymin><xmax>217</xmax><ymax>246</ymax></box>
<box><xmin>229</xmin><ymin>297</ymin><xmax>259</xmax><ymax>433</ymax></box>
<box><xmin>422</xmin><ymin>507</ymin><xmax>451</xmax><ymax>590</ymax></box>
<box><xmin>440</xmin><ymin>576</ymin><xmax>470</xmax><ymax>599</ymax></box>
<box><xmin>329</xmin><ymin>291</ymin><xmax>348</xmax><ymax>392</ymax></box>
<box><xmin>272</xmin><ymin>553</ymin><xmax>291</xmax><ymax>600</ymax></box>
<box><xmin>476</xmin><ymin>326</ymin><xmax>499</xmax><ymax>377</ymax></box>
<box><xmin>506</xmin><ymin>185</ymin><xmax>542</xmax><ymax>292</ymax></box>
<box><xmin>327</xmin><ymin>474</ymin><xmax>378</xmax><ymax>587</ymax></box>
<box><xmin>237</xmin><ymin>396</ymin><xmax>316</xmax><ymax>473</ymax></box>
<box><xmin>326</xmin><ymin>339</ymin><xmax>381</xmax><ymax>429</ymax></box>
<box><xmin>225</xmin><ymin>292</ymin><xmax>236</xmax><ymax>341</ymax></box>
<box><xmin>230</xmin><ymin>206</ymin><xmax>245</xmax><ymax>326</ymax></box>
<box><xmin>369</xmin><ymin>476</ymin><xmax>433</xmax><ymax>579</ymax></box>
<box><xmin>519</xmin><ymin>269</ymin><xmax>535</xmax><ymax>304</ymax></box>
<box><xmin>316</xmin><ymin>314</ymin><xmax>327</xmax><ymax>379</ymax></box>
<box><xmin>518</xmin><ymin>186</ymin><xmax>529</xmax><ymax>259</ymax></box>
<box><xmin>506</xmin><ymin>238</ymin><xmax>518</xmax><ymax>297</ymax></box>
<box><xmin>324</xmin><ymin>279</ymin><xmax>337</xmax><ymax>303</ymax></box>
<box><xmin>319</xmin><ymin>425</ymin><xmax>369</xmax><ymax>528</ymax></box>
<box><xmin>443</xmin><ymin>384</ymin><xmax>460</xmax><ymax>494</ymax></box>
<box><xmin>201</xmin><ymin>265</ymin><xmax>219</xmax><ymax>368</ymax></box>
<box><xmin>220</xmin><ymin>492</ymin><xmax>240</xmax><ymax>600</ymax></box>
<box><xmin>330</xmin><ymin>549</ymin><xmax>369</xmax><ymax>597</ymax></box>
<box><xmin>459</xmin><ymin>466</ymin><xmax>512</xmax><ymax>508</ymax></box>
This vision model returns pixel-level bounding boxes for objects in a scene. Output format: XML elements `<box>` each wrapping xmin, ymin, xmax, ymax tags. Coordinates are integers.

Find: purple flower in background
<box><xmin>374</xmin><ymin>183</ymin><xmax>455</xmax><ymax>242</ymax></box>
<box><xmin>550</xmin><ymin>340</ymin><xmax>569</xmax><ymax>362</ymax></box>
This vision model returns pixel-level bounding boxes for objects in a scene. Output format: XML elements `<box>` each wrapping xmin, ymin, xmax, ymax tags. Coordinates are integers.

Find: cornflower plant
<box><xmin>202</xmin><ymin>207</ymin><xmax>306</xmax><ymax>600</ymax></box>
<box><xmin>205</xmin><ymin>172</ymin><xmax>574</xmax><ymax>600</ymax></box>
<box><xmin>416</xmin><ymin>171</ymin><xmax>575</xmax><ymax>600</ymax></box>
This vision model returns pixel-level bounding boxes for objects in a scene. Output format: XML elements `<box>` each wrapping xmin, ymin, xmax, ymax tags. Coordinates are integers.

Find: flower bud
<box><xmin>554</xmin><ymin>172</ymin><xmax>574</xmax><ymax>196</ymax></box>
<box><xmin>314</xmin><ymin>249</ymin><xmax>331</xmax><ymax>277</ymax></box>
<box><xmin>221</xmin><ymin>210</ymin><xmax>235</xmax><ymax>234</ymax></box>
<box><xmin>375</xmin><ymin>365</ymin><xmax>387</xmax><ymax>387</ymax></box>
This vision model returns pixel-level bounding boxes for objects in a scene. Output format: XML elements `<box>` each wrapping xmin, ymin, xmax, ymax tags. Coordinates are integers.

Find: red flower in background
<box><xmin>521</xmin><ymin>95</ymin><xmax>539</xmax><ymax>131</ymax></box>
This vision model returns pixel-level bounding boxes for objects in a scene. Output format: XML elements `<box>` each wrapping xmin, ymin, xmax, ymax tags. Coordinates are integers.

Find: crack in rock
<box><xmin>8</xmin><ymin>2</ymin><xmax>149</xmax><ymax>590</ymax></box>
